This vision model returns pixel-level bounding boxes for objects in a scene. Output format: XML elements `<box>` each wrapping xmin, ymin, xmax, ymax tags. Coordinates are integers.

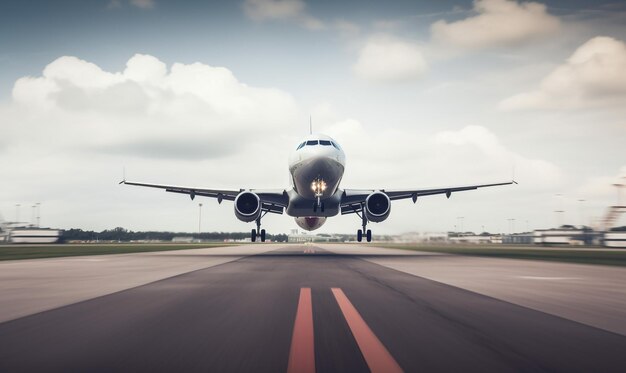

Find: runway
<box><xmin>1</xmin><ymin>244</ymin><xmax>625</xmax><ymax>372</ymax></box>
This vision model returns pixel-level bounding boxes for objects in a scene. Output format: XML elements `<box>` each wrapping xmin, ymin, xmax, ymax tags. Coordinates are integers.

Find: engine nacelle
<box><xmin>295</xmin><ymin>216</ymin><xmax>327</xmax><ymax>231</ymax></box>
<box><xmin>364</xmin><ymin>192</ymin><xmax>391</xmax><ymax>223</ymax></box>
<box><xmin>234</xmin><ymin>191</ymin><xmax>262</xmax><ymax>222</ymax></box>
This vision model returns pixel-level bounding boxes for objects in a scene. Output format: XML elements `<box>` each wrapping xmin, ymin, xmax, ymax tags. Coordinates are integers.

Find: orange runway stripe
<box><xmin>331</xmin><ymin>288</ymin><xmax>403</xmax><ymax>373</ymax></box>
<box><xmin>287</xmin><ymin>288</ymin><xmax>315</xmax><ymax>373</ymax></box>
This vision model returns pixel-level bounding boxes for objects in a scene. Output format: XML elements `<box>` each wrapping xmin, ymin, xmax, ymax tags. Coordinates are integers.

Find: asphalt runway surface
<box><xmin>1</xmin><ymin>244</ymin><xmax>626</xmax><ymax>372</ymax></box>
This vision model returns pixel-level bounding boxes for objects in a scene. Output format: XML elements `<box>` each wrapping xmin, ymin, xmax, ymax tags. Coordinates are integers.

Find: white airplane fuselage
<box><xmin>286</xmin><ymin>134</ymin><xmax>346</xmax><ymax>231</ymax></box>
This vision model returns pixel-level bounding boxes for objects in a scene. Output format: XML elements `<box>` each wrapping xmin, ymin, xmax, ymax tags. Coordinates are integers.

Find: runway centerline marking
<box><xmin>331</xmin><ymin>288</ymin><xmax>403</xmax><ymax>373</ymax></box>
<box><xmin>287</xmin><ymin>288</ymin><xmax>315</xmax><ymax>373</ymax></box>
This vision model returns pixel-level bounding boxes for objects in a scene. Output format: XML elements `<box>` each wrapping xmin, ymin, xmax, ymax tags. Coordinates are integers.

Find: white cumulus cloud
<box><xmin>431</xmin><ymin>0</ymin><xmax>560</xmax><ymax>49</ymax></box>
<box><xmin>353</xmin><ymin>35</ymin><xmax>428</xmax><ymax>82</ymax></box>
<box><xmin>319</xmin><ymin>119</ymin><xmax>562</xmax><ymax>191</ymax></box>
<box><xmin>500</xmin><ymin>36</ymin><xmax>626</xmax><ymax>110</ymax></box>
<box><xmin>8</xmin><ymin>54</ymin><xmax>298</xmax><ymax>159</ymax></box>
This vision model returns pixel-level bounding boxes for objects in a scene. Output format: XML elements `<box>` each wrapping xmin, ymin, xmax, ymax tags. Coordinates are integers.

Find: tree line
<box><xmin>62</xmin><ymin>227</ymin><xmax>289</xmax><ymax>242</ymax></box>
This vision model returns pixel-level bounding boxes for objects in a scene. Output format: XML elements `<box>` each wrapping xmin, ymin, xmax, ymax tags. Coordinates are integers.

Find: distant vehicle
<box><xmin>122</xmin><ymin>133</ymin><xmax>514</xmax><ymax>242</ymax></box>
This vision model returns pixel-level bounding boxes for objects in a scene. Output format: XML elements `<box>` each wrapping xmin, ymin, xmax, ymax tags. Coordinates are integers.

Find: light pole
<box><xmin>456</xmin><ymin>216</ymin><xmax>464</xmax><ymax>233</ymax></box>
<box><xmin>36</xmin><ymin>203</ymin><xmax>41</xmax><ymax>227</ymax></box>
<box><xmin>198</xmin><ymin>203</ymin><xmax>203</xmax><ymax>236</ymax></box>
<box><xmin>15</xmin><ymin>204</ymin><xmax>20</xmax><ymax>225</ymax></box>
<box><xmin>554</xmin><ymin>194</ymin><xmax>564</xmax><ymax>228</ymax></box>
<box><xmin>613</xmin><ymin>181</ymin><xmax>624</xmax><ymax>206</ymax></box>
<box><xmin>507</xmin><ymin>218</ymin><xmax>516</xmax><ymax>234</ymax></box>
<box><xmin>577</xmin><ymin>199</ymin><xmax>585</xmax><ymax>228</ymax></box>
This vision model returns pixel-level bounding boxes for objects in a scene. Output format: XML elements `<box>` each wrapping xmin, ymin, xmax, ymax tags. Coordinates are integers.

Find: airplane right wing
<box><xmin>340</xmin><ymin>181</ymin><xmax>517</xmax><ymax>215</ymax></box>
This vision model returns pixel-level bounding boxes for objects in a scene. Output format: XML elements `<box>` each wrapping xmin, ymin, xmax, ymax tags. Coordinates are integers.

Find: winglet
<box><xmin>511</xmin><ymin>164</ymin><xmax>517</xmax><ymax>185</ymax></box>
<box><xmin>119</xmin><ymin>167</ymin><xmax>127</xmax><ymax>185</ymax></box>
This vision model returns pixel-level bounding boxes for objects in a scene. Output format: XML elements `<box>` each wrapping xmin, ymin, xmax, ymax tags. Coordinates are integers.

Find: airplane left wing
<box><xmin>341</xmin><ymin>181</ymin><xmax>516</xmax><ymax>215</ymax></box>
<box><xmin>120</xmin><ymin>180</ymin><xmax>289</xmax><ymax>214</ymax></box>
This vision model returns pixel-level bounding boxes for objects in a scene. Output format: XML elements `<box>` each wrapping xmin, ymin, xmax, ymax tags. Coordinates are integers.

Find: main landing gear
<box><xmin>356</xmin><ymin>211</ymin><xmax>372</xmax><ymax>243</ymax></box>
<box><xmin>251</xmin><ymin>217</ymin><xmax>266</xmax><ymax>243</ymax></box>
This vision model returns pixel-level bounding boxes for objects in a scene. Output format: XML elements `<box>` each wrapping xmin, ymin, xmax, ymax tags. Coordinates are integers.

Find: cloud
<box><xmin>500</xmin><ymin>36</ymin><xmax>626</xmax><ymax>110</ymax></box>
<box><xmin>130</xmin><ymin>0</ymin><xmax>155</xmax><ymax>9</ymax></box>
<box><xmin>107</xmin><ymin>0</ymin><xmax>122</xmax><ymax>9</ymax></box>
<box><xmin>333</xmin><ymin>19</ymin><xmax>360</xmax><ymax>37</ymax></box>
<box><xmin>0</xmin><ymin>54</ymin><xmax>303</xmax><ymax>232</ymax></box>
<box><xmin>242</xmin><ymin>0</ymin><xmax>324</xmax><ymax>30</ymax></box>
<box><xmin>320</xmin><ymin>119</ymin><xmax>562</xmax><ymax>191</ymax></box>
<box><xmin>107</xmin><ymin>0</ymin><xmax>155</xmax><ymax>9</ymax></box>
<box><xmin>352</xmin><ymin>35</ymin><xmax>428</xmax><ymax>82</ymax></box>
<box><xmin>575</xmin><ymin>166</ymin><xmax>626</xmax><ymax>200</ymax></box>
<box><xmin>431</xmin><ymin>0</ymin><xmax>560</xmax><ymax>49</ymax></box>
<box><xmin>8</xmin><ymin>54</ymin><xmax>298</xmax><ymax>160</ymax></box>
<box><xmin>432</xmin><ymin>126</ymin><xmax>563</xmax><ymax>188</ymax></box>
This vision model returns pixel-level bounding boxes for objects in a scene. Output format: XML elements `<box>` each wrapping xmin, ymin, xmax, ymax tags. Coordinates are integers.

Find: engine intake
<box><xmin>364</xmin><ymin>192</ymin><xmax>391</xmax><ymax>223</ymax></box>
<box><xmin>234</xmin><ymin>191</ymin><xmax>261</xmax><ymax>222</ymax></box>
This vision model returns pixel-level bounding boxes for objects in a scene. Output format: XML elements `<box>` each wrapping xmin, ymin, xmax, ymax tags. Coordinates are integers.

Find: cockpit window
<box><xmin>319</xmin><ymin>140</ymin><xmax>332</xmax><ymax>146</ymax></box>
<box><xmin>331</xmin><ymin>141</ymin><xmax>340</xmax><ymax>150</ymax></box>
<box><xmin>306</xmin><ymin>140</ymin><xmax>319</xmax><ymax>146</ymax></box>
<box><xmin>296</xmin><ymin>142</ymin><xmax>305</xmax><ymax>150</ymax></box>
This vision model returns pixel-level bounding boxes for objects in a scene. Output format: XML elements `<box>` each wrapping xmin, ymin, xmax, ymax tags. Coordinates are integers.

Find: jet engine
<box><xmin>364</xmin><ymin>192</ymin><xmax>391</xmax><ymax>223</ymax></box>
<box><xmin>234</xmin><ymin>191</ymin><xmax>262</xmax><ymax>222</ymax></box>
<box><xmin>295</xmin><ymin>217</ymin><xmax>327</xmax><ymax>231</ymax></box>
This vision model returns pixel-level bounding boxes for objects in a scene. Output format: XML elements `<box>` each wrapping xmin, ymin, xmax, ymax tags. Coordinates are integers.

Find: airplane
<box><xmin>121</xmin><ymin>133</ymin><xmax>515</xmax><ymax>242</ymax></box>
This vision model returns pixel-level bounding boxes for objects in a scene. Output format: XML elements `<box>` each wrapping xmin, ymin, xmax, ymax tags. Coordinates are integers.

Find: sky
<box><xmin>1</xmin><ymin>0</ymin><xmax>625</xmax><ymax>235</ymax></box>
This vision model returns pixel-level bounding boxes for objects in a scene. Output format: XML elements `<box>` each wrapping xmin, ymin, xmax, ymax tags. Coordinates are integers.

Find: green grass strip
<box><xmin>379</xmin><ymin>244</ymin><xmax>626</xmax><ymax>267</ymax></box>
<box><xmin>0</xmin><ymin>243</ymin><xmax>235</xmax><ymax>261</ymax></box>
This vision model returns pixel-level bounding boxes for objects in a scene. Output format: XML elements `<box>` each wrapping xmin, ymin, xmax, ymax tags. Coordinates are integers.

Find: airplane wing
<box><xmin>120</xmin><ymin>180</ymin><xmax>289</xmax><ymax>215</ymax></box>
<box><xmin>340</xmin><ymin>181</ymin><xmax>516</xmax><ymax>215</ymax></box>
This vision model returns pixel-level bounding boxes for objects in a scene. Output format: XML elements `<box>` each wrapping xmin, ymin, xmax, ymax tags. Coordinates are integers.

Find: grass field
<box><xmin>2</xmin><ymin>242</ymin><xmax>625</xmax><ymax>267</ymax></box>
<box><xmin>0</xmin><ymin>243</ymin><xmax>234</xmax><ymax>261</ymax></box>
<box><xmin>380</xmin><ymin>244</ymin><xmax>626</xmax><ymax>267</ymax></box>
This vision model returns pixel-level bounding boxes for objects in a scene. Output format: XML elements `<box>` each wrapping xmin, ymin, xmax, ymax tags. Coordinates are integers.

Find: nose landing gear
<box><xmin>312</xmin><ymin>197</ymin><xmax>325</xmax><ymax>213</ymax></box>
<box><xmin>311</xmin><ymin>179</ymin><xmax>326</xmax><ymax>213</ymax></box>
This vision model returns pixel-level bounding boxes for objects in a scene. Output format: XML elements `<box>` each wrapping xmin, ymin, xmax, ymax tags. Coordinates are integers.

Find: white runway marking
<box><xmin>516</xmin><ymin>276</ymin><xmax>580</xmax><ymax>281</ymax></box>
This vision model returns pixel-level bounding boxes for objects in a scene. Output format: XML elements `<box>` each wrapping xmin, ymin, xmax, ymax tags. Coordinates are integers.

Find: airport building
<box><xmin>502</xmin><ymin>233</ymin><xmax>533</xmax><ymax>245</ymax></box>
<box><xmin>533</xmin><ymin>227</ymin><xmax>595</xmax><ymax>246</ymax></box>
<box><xmin>5</xmin><ymin>227</ymin><xmax>63</xmax><ymax>244</ymax></box>
<box><xmin>288</xmin><ymin>230</ymin><xmax>343</xmax><ymax>243</ymax></box>
<box><xmin>603</xmin><ymin>231</ymin><xmax>626</xmax><ymax>248</ymax></box>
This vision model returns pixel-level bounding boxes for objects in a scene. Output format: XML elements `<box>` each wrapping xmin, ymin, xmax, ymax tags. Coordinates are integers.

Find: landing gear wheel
<box><xmin>260</xmin><ymin>229</ymin><xmax>266</xmax><ymax>242</ymax></box>
<box><xmin>366</xmin><ymin>229</ymin><xmax>372</xmax><ymax>243</ymax></box>
<box><xmin>251</xmin><ymin>229</ymin><xmax>257</xmax><ymax>242</ymax></box>
<box><xmin>357</xmin><ymin>229</ymin><xmax>363</xmax><ymax>242</ymax></box>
